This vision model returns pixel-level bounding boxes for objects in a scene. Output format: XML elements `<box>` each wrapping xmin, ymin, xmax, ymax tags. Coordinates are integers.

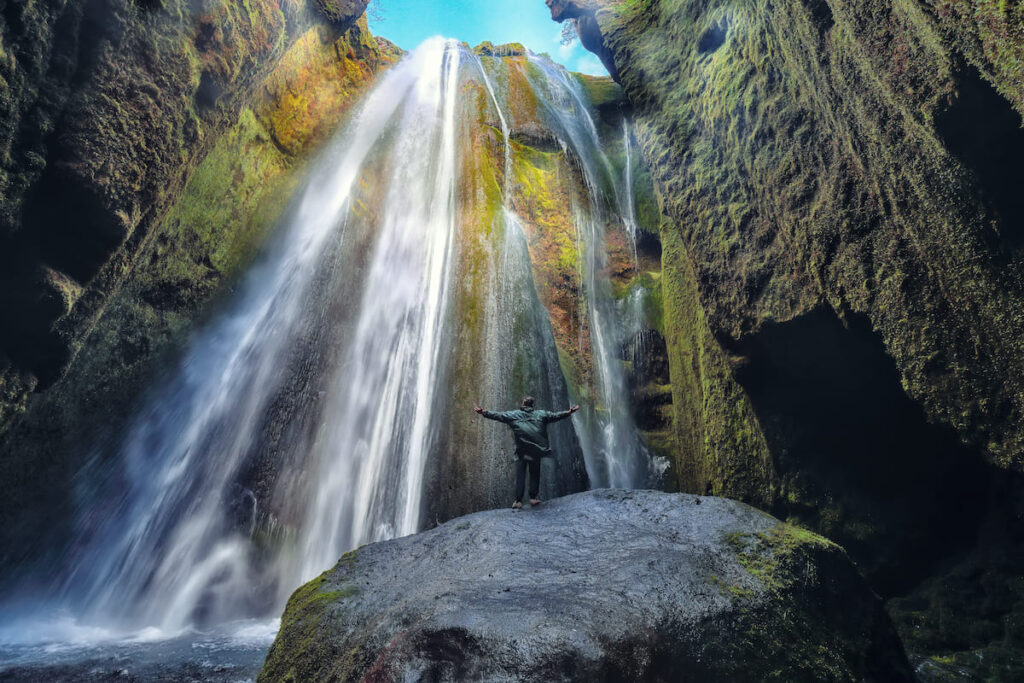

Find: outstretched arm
<box><xmin>475</xmin><ymin>406</ymin><xmax>514</xmax><ymax>423</ymax></box>
<box><xmin>544</xmin><ymin>405</ymin><xmax>581</xmax><ymax>423</ymax></box>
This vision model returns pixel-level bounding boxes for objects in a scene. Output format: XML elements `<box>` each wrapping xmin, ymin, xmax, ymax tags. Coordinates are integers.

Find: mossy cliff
<box><xmin>429</xmin><ymin>45</ymin><xmax>668</xmax><ymax>519</ymax></box>
<box><xmin>0</xmin><ymin>0</ymin><xmax>371</xmax><ymax>431</ymax></box>
<box><xmin>0</xmin><ymin>11</ymin><xmax>398</xmax><ymax>576</ymax></box>
<box><xmin>548</xmin><ymin>0</ymin><xmax>1024</xmax><ymax>678</ymax></box>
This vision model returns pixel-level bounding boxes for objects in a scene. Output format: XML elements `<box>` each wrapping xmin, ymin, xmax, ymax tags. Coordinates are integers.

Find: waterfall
<box><xmin>57</xmin><ymin>38</ymin><xmax>466</xmax><ymax>633</ymax></box>
<box><xmin>289</xmin><ymin>38</ymin><xmax>462</xmax><ymax>583</ymax></box>
<box><xmin>622</xmin><ymin>119</ymin><xmax>640</xmax><ymax>262</ymax></box>
<box><xmin>524</xmin><ymin>55</ymin><xmax>650</xmax><ymax>489</ymax></box>
<box><xmin>4</xmin><ymin>39</ymin><xmax>652</xmax><ymax>645</ymax></box>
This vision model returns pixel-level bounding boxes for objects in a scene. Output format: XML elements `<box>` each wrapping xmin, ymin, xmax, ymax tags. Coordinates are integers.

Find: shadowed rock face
<box><xmin>547</xmin><ymin>0</ymin><xmax>1024</xmax><ymax>677</ymax></box>
<box><xmin>556</xmin><ymin>0</ymin><xmax>1024</xmax><ymax>497</ymax></box>
<box><xmin>260</xmin><ymin>489</ymin><xmax>912</xmax><ymax>682</ymax></box>
<box><xmin>0</xmin><ymin>0</ymin><xmax>368</xmax><ymax>429</ymax></box>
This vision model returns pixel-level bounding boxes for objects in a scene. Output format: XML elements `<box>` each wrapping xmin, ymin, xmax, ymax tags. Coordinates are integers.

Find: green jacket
<box><xmin>481</xmin><ymin>406</ymin><xmax>573</xmax><ymax>461</ymax></box>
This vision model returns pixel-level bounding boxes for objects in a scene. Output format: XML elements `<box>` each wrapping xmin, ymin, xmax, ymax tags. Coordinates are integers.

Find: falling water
<box><xmin>525</xmin><ymin>54</ymin><xmax>650</xmax><ymax>489</ymax></box>
<box><xmin>288</xmin><ymin>39</ymin><xmax>463</xmax><ymax>583</ymax></box>
<box><xmin>1</xmin><ymin>40</ymin><xmax>653</xmax><ymax>668</ymax></box>
<box><xmin>53</xmin><ymin>38</ymin><xmax>467</xmax><ymax>633</ymax></box>
<box><xmin>622</xmin><ymin>120</ymin><xmax>640</xmax><ymax>260</ymax></box>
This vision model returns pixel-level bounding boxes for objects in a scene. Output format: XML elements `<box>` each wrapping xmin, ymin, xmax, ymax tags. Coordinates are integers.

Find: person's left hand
<box><xmin>474</xmin><ymin>405</ymin><xmax>484</xmax><ymax>414</ymax></box>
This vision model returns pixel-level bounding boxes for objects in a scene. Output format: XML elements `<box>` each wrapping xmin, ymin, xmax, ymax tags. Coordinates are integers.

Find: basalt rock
<box><xmin>0</xmin><ymin>0</ymin><xmax>370</xmax><ymax>431</ymax></box>
<box><xmin>260</xmin><ymin>489</ymin><xmax>912</xmax><ymax>682</ymax></box>
<box><xmin>545</xmin><ymin>0</ymin><xmax>618</xmax><ymax>79</ymax></box>
<box><xmin>547</xmin><ymin>0</ymin><xmax>1024</xmax><ymax>677</ymax></box>
<box><xmin>0</xmin><ymin>12</ymin><xmax>399</xmax><ymax>580</ymax></box>
<box><xmin>313</xmin><ymin>0</ymin><xmax>368</xmax><ymax>28</ymax></box>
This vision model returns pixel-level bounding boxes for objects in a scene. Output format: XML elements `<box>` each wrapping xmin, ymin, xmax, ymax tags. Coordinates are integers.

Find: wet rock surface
<box><xmin>0</xmin><ymin>0</ymin><xmax>370</xmax><ymax>430</ymax></box>
<box><xmin>547</xmin><ymin>1</ymin><xmax>1024</xmax><ymax>677</ymax></box>
<box><xmin>260</xmin><ymin>489</ymin><xmax>912</xmax><ymax>682</ymax></box>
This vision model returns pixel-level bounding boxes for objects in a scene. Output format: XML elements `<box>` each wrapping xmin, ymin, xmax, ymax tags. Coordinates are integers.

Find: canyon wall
<box><xmin>0</xmin><ymin>0</ymin><xmax>398</xmax><ymax>576</ymax></box>
<box><xmin>0</xmin><ymin>0</ymin><xmax>370</xmax><ymax>428</ymax></box>
<box><xmin>548</xmin><ymin>0</ymin><xmax>1024</xmax><ymax>677</ymax></box>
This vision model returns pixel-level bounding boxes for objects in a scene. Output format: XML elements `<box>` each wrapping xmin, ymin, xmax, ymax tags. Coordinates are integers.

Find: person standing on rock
<box><xmin>474</xmin><ymin>396</ymin><xmax>580</xmax><ymax>509</ymax></box>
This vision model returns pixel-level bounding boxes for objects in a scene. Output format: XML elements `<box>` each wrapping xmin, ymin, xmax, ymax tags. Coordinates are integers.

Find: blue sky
<box><xmin>366</xmin><ymin>0</ymin><xmax>609</xmax><ymax>75</ymax></box>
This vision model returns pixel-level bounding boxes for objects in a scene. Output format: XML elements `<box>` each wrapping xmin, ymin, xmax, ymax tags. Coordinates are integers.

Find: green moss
<box><xmin>572</xmin><ymin>72</ymin><xmax>623</xmax><ymax>109</ymax></box>
<box><xmin>726</xmin><ymin>525</ymin><xmax>838</xmax><ymax>591</ymax></box>
<box><xmin>709</xmin><ymin>572</ymin><xmax>755</xmax><ymax>600</ymax></box>
<box><xmin>690</xmin><ymin>519</ymin><xmax>894</xmax><ymax>680</ymax></box>
<box><xmin>930</xmin><ymin>0</ymin><xmax>1024</xmax><ymax>117</ymax></box>
<box><xmin>473</xmin><ymin>41</ymin><xmax>528</xmax><ymax>57</ymax></box>
<box><xmin>0</xmin><ymin>16</ymin><xmax>394</xmax><ymax>577</ymax></box>
<box><xmin>598</xmin><ymin>0</ymin><xmax>1024</xmax><ymax>479</ymax></box>
<box><xmin>659</xmin><ymin>222</ymin><xmax>772</xmax><ymax>499</ymax></box>
<box><xmin>258</xmin><ymin>571</ymin><xmax>360</xmax><ymax>682</ymax></box>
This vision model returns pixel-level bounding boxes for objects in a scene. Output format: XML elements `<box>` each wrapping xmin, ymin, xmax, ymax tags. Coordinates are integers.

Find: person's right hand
<box><xmin>474</xmin><ymin>405</ymin><xmax>484</xmax><ymax>414</ymax></box>
<box><xmin>569</xmin><ymin>404</ymin><xmax>580</xmax><ymax>414</ymax></box>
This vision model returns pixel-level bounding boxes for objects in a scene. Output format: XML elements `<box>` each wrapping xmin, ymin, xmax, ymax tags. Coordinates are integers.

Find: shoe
<box><xmin>529</xmin><ymin>499</ymin><xmax>542</xmax><ymax>507</ymax></box>
<box><xmin>512</xmin><ymin>501</ymin><xmax>523</xmax><ymax>509</ymax></box>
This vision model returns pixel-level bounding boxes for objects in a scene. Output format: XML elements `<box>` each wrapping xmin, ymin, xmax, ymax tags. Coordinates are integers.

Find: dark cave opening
<box><xmin>730</xmin><ymin>308</ymin><xmax>993</xmax><ymax>597</ymax></box>
<box><xmin>21</xmin><ymin>162</ymin><xmax>127</xmax><ymax>285</ymax></box>
<box><xmin>934</xmin><ymin>67</ymin><xmax>1024</xmax><ymax>254</ymax></box>
<box><xmin>195</xmin><ymin>69</ymin><xmax>223</xmax><ymax>111</ymax></box>
<box><xmin>635</xmin><ymin>228</ymin><xmax>662</xmax><ymax>261</ymax></box>
<box><xmin>697</xmin><ymin>20</ymin><xmax>729</xmax><ymax>55</ymax></box>
<box><xmin>801</xmin><ymin>0</ymin><xmax>835</xmax><ymax>34</ymax></box>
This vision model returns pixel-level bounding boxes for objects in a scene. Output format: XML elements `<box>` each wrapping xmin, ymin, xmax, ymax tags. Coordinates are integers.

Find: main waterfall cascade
<box><xmin>3</xmin><ymin>38</ymin><xmax>660</xmax><ymax>642</ymax></box>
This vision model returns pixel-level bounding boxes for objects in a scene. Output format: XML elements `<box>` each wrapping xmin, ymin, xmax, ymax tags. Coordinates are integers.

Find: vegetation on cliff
<box><xmin>0</xmin><ymin>0</ymin><xmax>370</xmax><ymax>433</ymax></box>
<box><xmin>549</xmin><ymin>0</ymin><xmax>1024</xmax><ymax>677</ymax></box>
<box><xmin>0</xmin><ymin>13</ymin><xmax>398</xmax><ymax>577</ymax></box>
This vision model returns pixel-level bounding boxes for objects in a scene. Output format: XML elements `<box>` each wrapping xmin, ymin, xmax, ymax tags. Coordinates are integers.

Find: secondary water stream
<box><xmin>0</xmin><ymin>38</ymin><xmax>654</xmax><ymax>680</ymax></box>
<box><xmin>524</xmin><ymin>55</ymin><xmax>650</xmax><ymax>489</ymax></box>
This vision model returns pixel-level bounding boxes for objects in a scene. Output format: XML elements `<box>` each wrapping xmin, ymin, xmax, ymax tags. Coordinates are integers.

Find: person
<box><xmin>474</xmin><ymin>396</ymin><xmax>580</xmax><ymax>509</ymax></box>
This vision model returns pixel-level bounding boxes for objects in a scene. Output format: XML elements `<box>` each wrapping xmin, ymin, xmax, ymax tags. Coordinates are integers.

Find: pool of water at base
<box><xmin>0</xmin><ymin>620</ymin><xmax>277</xmax><ymax>682</ymax></box>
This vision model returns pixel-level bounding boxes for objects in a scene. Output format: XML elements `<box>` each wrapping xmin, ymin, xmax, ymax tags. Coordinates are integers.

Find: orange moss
<box><xmin>258</xmin><ymin>17</ymin><xmax>395</xmax><ymax>156</ymax></box>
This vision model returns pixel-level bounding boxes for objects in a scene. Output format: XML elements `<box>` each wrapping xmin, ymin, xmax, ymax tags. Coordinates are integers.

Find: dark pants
<box><xmin>514</xmin><ymin>457</ymin><xmax>541</xmax><ymax>502</ymax></box>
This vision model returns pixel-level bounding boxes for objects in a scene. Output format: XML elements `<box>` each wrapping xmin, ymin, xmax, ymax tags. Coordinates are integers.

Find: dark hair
<box><xmin>522</xmin><ymin>396</ymin><xmax>535</xmax><ymax>408</ymax></box>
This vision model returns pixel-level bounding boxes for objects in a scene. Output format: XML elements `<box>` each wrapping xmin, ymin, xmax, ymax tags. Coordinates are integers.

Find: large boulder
<box><xmin>259</xmin><ymin>490</ymin><xmax>912</xmax><ymax>681</ymax></box>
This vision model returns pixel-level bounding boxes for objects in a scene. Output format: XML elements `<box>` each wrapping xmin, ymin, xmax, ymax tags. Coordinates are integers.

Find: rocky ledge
<box><xmin>259</xmin><ymin>489</ymin><xmax>912</xmax><ymax>681</ymax></box>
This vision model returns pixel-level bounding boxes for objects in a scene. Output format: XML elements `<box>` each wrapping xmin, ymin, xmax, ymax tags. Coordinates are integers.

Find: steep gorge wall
<box><xmin>0</xmin><ymin>0</ymin><xmax>370</xmax><ymax>430</ymax></box>
<box><xmin>0</xmin><ymin>4</ymin><xmax>399</xmax><ymax>576</ymax></box>
<box><xmin>548</xmin><ymin>0</ymin><xmax>1024</xmax><ymax>677</ymax></box>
